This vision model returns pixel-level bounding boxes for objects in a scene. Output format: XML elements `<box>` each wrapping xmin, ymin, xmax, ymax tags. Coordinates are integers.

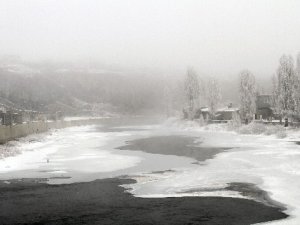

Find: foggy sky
<box><xmin>1</xmin><ymin>0</ymin><xmax>300</xmax><ymax>77</ymax></box>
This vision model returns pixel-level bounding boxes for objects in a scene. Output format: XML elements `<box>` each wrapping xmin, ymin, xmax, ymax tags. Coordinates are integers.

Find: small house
<box><xmin>22</xmin><ymin>110</ymin><xmax>32</xmax><ymax>123</ymax></box>
<box><xmin>2</xmin><ymin>111</ymin><xmax>13</xmax><ymax>125</ymax></box>
<box><xmin>215</xmin><ymin>107</ymin><xmax>240</xmax><ymax>121</ymax></box>
<box><xmin>200</xmin><ymin>107</ymin><xmax>210</xmax><ymax>120</ymax></box>
<box><xmin>192</xmin><ymin>107</ymin><xmax>210</xmax><ymax>120</ymax></box>
<box><xmin>12</xmin><ymin>112</ymin><xmax>23</xmax><ymax>124</ymax></box>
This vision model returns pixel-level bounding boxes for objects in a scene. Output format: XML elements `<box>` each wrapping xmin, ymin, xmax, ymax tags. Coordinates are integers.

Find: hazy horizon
<box><xmin>1</xmin><ymin>0</ymin><xmax>300</xmax><ymax>77</ymax></box>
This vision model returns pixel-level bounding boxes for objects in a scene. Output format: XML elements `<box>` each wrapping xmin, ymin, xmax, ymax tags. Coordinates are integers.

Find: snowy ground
<box><xmin>0</xmin><ymin>119</ymin><xmax>300</xmax><ymax>224</ymax></box>
<box><xmin>0</xmin><ymin>126</ymin><xmax>141</xmax><ymax>181</ymax></box>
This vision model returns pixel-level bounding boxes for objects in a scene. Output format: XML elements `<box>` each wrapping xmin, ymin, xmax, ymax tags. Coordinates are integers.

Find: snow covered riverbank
<box><xmin>0</xmin><ymin>126</ymin><xmax>143</xmax><ymax>182</ymax></box>
<box><xmin>124</xmin><ymin>119</ymin><xmax>300</xmax><ymax>225</ymax></box>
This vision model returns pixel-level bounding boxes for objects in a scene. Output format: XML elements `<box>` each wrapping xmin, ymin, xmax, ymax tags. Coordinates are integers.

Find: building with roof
<box><xmin>215</xmin><ymin>107</ymin><xmax>240</xmax><ymax>121</ymax></box>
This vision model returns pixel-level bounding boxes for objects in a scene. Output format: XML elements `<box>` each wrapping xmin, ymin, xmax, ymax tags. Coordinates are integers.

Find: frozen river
<box><xmin>0</xmin><ymin>117</ymin><xmax>298</xmax><ymax>225</ymax></box>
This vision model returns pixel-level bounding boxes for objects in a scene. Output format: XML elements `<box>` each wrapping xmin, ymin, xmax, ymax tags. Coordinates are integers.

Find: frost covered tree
<box><xmin>271</xmin><ymin>74</ymin><xmax>280</xmax><ymax>115</ymax></box>
<box><xmin>207</xmin><ymin>77</ymin><xmax>221</xmax><ymax>117</ymax></box>
<box><xmin>239</xmin><ymin>70</ymin><xmax>256</xmax><ymax>122</ymax></box>
<box><xmin>276</xmin><ymin>55</ymin><xmax>297</xmax><ymax>118</ymax></box>
<box><xmin>198</xmin><ymin>76</ymin><xmax>207</xmax><ymax>107</ymax></box>
<box><xmin>163</xmin><ymin>86</ymin><xmax>172</xmax><ymax>117</ymax></box>
<box><xmin>184</xmin><ymin>68</ymin><xmax>200</xmax><ymax>117</ymax></box>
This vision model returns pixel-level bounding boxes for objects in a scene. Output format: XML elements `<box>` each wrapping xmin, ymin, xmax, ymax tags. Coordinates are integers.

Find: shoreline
<box><xmin>0</xmin><ymin>117</ymin><xmax>109</xmax><ymax>145</ymax></box>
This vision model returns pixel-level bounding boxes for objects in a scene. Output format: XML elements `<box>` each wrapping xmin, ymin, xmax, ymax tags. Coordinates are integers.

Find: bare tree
<box><xmin>239</xmin><ymin>70</ymin><xmax>256</xmax><ymax>122</ymax></box>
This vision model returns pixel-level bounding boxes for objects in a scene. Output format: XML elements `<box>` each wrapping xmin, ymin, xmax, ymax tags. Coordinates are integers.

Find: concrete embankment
<box><xmin>0</xmin><ymin>118</ymin><xmax>104</xmax><ymax>144</ymax></box>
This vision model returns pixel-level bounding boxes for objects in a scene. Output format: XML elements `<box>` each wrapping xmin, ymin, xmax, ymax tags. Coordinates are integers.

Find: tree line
<box><xmin>179</xmin><ymin>53</ymin><xmax>300</xmax><ymax>122</ymax></box>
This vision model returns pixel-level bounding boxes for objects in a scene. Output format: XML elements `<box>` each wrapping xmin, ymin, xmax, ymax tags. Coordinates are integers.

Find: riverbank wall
<box><xmin>0</xmin><ymin>118</ymin><xmax>104</xmax><ymax>144</ymax></box>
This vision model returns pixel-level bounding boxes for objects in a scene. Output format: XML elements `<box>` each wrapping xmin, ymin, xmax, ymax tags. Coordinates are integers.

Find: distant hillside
<box><xmin>0</xmin><ymin>58</ymin><xmax>270</xmax><ymax>116</ymax></box>
<box><xmin>0</xmin><ymin>61</ymin><xmax>166</xmax><ymax>115</ymax></box>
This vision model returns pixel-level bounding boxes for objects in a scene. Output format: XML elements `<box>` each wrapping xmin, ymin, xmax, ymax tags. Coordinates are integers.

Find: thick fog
<box><xmin>1</xmin><ymin>0</ymin><xmax>300</xmax><ymax>76</ymax></box>
<box><xmin>1</xmin><ymin>0</ymin><xmax>300</xmax><ymax>115</ymax></box>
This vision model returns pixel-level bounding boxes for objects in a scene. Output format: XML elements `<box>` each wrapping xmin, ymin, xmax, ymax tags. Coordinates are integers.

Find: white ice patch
<box><xmin>63</xmin><ymin>116</ymin><xmax>110</xmax><ymax>121</ymax></box>
<box><xmin>134</xmin><ymin>190</ymin><xmax>245</xmax><ymax>199</ymax></box>
<box><xmin>47</xmin><ymin>170</ymin><xmax>68</xmax><ymax>174</ymax></box>
<box><xmin>0</xmin><ymin>126</ymin><xmax>142</xmax><ymax>177</ymax></box>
